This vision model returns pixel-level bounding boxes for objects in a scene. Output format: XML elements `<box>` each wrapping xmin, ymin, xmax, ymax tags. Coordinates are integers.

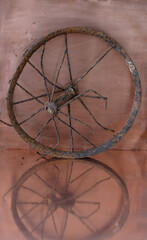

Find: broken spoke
<box><xmin>79</xmin><ymin>98</ymin><xmax>114</xmax><ymax>132</ymax></box>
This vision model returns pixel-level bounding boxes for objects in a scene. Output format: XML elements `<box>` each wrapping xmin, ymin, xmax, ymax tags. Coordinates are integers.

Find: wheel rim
<box><xmin>7</xmin><ymin>27</ymin><xmax>141</xmax><ymax>158</ymax></box>
<box><xmin>11</xmin><ymin>157</ymin><xmax>130</xmax><ymax>240</ymax></box>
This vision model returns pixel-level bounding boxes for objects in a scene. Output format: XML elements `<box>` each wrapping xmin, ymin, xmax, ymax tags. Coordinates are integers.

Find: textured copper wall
<box><xmin>0</xmin><ymin>0</ymin><xmax>146</xmax><ymax>240</ymax></box>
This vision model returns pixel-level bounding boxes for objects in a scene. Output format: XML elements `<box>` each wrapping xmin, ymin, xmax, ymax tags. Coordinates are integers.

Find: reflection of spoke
<box><xmin>16</xmin><ymin>201</ymin><xmax>44</xmax><ymax>205</ymax></box>
<box><xmin>41</xmin><ymin>208</ymin><xmax>50</xmax><ymax>240</ymax></box>
<box><xmin>22</xmin><ymin>186</ymin><xmax>44</xmax><ymax>199</ymax></box>
<box><xmin>13</xmin><ymin>93</ymin><xmax>47</xmax><ymax>105</ymax></box>
<box><xmin>34</xmin><ymin>117</ymin><xmax>52</xmax><ymax>140</ymax></box>
<box><xmin>50</xmin><ymin>208</ymin><xmax>58</xmax><ymax>236</ymax></box>
<box><xmin>51</xmin><ymin>48</ymin><xmax>67</xmax><ymax>101</ymax></box>
<box><xmin>66</xmin><ymin>161</ymin><xmax>73</xmax><ymax>192</ymax></box>
<box><xmin>59</xmin><ymin>110</ymin><xmax>95</xmax><ymax>132</ymax></box>
<box><xmin>53</xmin><ymin>116</ymin><xmax>60</xmax><ymax>149</ymax></box>
<box><xmin>75</xmin><ymin>202</ymin><xmax>100</xmax><ymax>219</ymax></box>
<box><xmin>31</xmin><ymin>207</ymin><xmax>57</xmax><ymax>233</ymax></box>
<box><xmin>41</xmin><ymin>45</ymin><xmax>50</xmax><ymax>101</ymax></box>
<box><xmin>79</xmin><ymin>98</ymin><xmax>114</xmax><ymax>132</ymax></box>
<box><xmin>75</xmin><ymin>177</ymin><xmax>111</xmax><ymax>200</ymax></box>
<box><xmin>65</xmin><ymin>33</ymin><xmax>73</xmax><ymax>85</ymax></box>
<box><xmin>20</xmin><ymin>204</ymin><xmax>41</xmax><ymax>220</ymax></box>
<box><xmin>68</xmin><ymin>104</ymin><xmax>74</xmax><ymax>151</ymax></box>
<box><xmin>70</xmin><ymin>209</ymin><xmax>95</xmax><ymax>233</ymax></box>
<box><xmin>61</xmin><ymin>210</ymin><xmax>68</xmax><ymax>239</ymax></box>
<box><xmin>76</xmin><ymin>200</ymin><xmax>100</xmax><ymax>205</ymax></box>
<box><xmin>70</xmin><ymin>167</ymin><xmax>93</xmax><ymax>184</ymax></box>
<box><xmin>52</xmin><ymin>164</ymin><xmax>60</xmax><ymax>196</ymax></box>
<box><xmin>28</xmin><ymin>60</ymin><xmax>63</xmax><ymax>91</ymax></box>
<box><xmin>16</xmin><ymin>83</ymin><xmax>44</xmax><ymax>105</ymax></box>
<box><xmin>34</xmin><ymin>173</ymin><xmax>61</xmax><ymax>195</ymax></box>
<box><xmin>19</xmin><ymin>107</ymin><xmax>44</xmax><ymax>125</ymax></box>
<box><xmin>56</xmin><ymin>116</ymin><xmax>95</xmax><ymax>148</ymax></box>
<box><xmin>75</xmin><ymin>46</ymin><xmax>113</xmax><ymax>85</ymax></box>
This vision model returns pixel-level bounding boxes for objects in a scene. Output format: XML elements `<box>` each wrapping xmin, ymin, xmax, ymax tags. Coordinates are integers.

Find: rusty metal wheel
<box><xmin>11</xmin><ymin>157</ymin><xmax>129</xmax><ymax>240</ymax></box>
<box><xmin>7</xmin><ymin>27</ymin><xmax>141</xmax><ymax>158</ymax></box>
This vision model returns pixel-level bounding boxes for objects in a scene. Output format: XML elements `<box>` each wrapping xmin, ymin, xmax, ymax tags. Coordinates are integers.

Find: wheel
<box><xmin>7</xmin><ymin>27</ymin><xmax>141</xmax><ymax>158</ymax></box>
<box><xmin>11</xmin><ymin>157</ymin><xmax>129</xmax><ymax>240</ymax></box>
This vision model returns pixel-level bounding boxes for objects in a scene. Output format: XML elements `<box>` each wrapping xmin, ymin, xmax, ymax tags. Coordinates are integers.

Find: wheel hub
<box><xmin>45</xmin><ymin>102</ymin><xmax>57</xmax><ymax>115</ymax></box>
<box><xmin>45</xmin><ymin>85</ymin><xmax>79</xmax><ymax>116</ymax></box>
<box><xmin>45</xmin><ymin>191</ymin><xmax>75</xmax><ymax>209</ymax></box>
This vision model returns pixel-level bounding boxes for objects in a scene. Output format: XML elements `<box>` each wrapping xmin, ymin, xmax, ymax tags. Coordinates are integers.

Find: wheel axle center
<box><xmin>45</xmin><ymin>86</ymin><xmax>78</xmax><ymax>115</ymax></box>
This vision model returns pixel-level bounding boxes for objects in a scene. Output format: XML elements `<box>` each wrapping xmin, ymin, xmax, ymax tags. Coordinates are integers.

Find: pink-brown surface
<box><xmin>0</xmin><ymin>0</ymin><xmax>147</xmax><ymax>240</ymax></box>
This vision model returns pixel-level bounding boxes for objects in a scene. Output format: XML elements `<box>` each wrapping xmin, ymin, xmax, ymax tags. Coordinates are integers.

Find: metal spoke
<box><xmin>56</xmin><ymin>116</ymin><xmax>96</xmax><ymax>148</ymax></box>
<box><xmin>40</xmin><ymin>45</ymin><xmax>50</xmax><ymax>101</ymax></box>
<box><xmin>79</xmin><ymin>98</ymin><xmax>114</xmax><ymax>132</ymax></box>
<box><xmin>51</xmin><ymin>48</ymin><xmax>67</xmax><ymax>101</ymax></box>
<box><xmin>34</xmin><ymin>117</ymin><xmax>52</xmax><ymax>140</ymax></box>
<box><xmin>52</xmin><ymin>116</ymin><xmax>60</xmax><ymax>149</ymax></box>
<box><xmin>16</xmin><ymin>83</ymin><xmax>44</xmax><ymax>105</ymax></box>
<box><xmin>34</xmin><ymin>173</ymin><xmax>61</xmax><ymax>195</ymax></box>
<box><xmin>81</xmin><ymin>89</ymin><xmax>107</xmax><ymax>109</ymax></box>
<box><xmin>74</xmin><ymin>46</ymin><xmax>113</xmax><ymax>85</ymax></box>
<box><xmin>65</xmin><ymin>33</ymin><xmax>73</xmax><ymax>85</ymax></box>
<box><xmin>22</xmin><ymin>186</ymin><xmax>44</xmax><ymax>199</ymax></box>
<box><xmin>19</xmin><ymin>107</ymin><xmax>44</xmax><ymax>125</ymax></box>
<box><xmin>70</xmin><ymin>167</ymin><xmax>93</xmax><ymax>184</ymax></box>
<box><xmin>58</xmin><ymin>89</ymin><xmax>107</xmax><ymax>111</ymax></box>
<box><xmin>13</xmin><ymin>93</ymin><xmax>47</xmax><ymax>105</ymax></box>
<box><xmin>60</xmin><ymin>210</ymin><xmax>68</xmax><ymax>239</ymax></box>
<box><xmin>68</xmin><ymin>104</ymin><xmax>74</xmax><ymax>152</ymax></box>
<box><xmin>82</xmin><ymin>94</ymin><xmax>102</xmax><ymax>99</ymax></box>
<box><xmin>0</xmin><ymin>120</ymin><xmax>12</xmax><ymax>127</ymax></box>
<box><xmin>59</xmin><ymin>110</ymin><xmax>95</xmax><ymax>132</ymax></box>
<box><xmin>28</xmin><ymin>60</ymin><xmax>63</xmax><ymax>91</ymax></box>
<box><xmin>75</xmin><ymin>177</ymin><xmax>111</xmax><ymax>200</ymax></box>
